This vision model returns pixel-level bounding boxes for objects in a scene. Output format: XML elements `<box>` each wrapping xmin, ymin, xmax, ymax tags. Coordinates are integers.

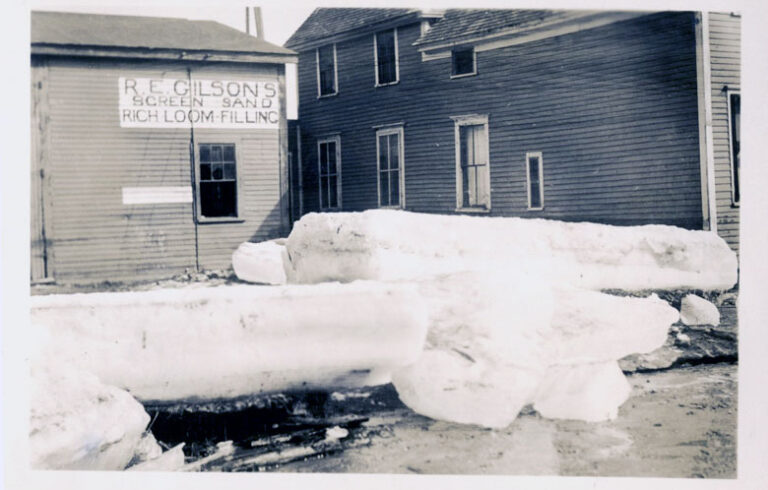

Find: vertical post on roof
<box><xmin>245</xmin><ymin>6</ymin><xmax>251</xmax><ymax>34</ymax></box>
<box><xmin>253</xmin><ymin>7</ymin><xmax>264</xmax><ymax>40</ymax></box>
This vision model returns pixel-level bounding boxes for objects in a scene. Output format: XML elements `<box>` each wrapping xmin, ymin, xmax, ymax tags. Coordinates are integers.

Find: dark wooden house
<box><xmin>30</xmin><ymin>11</ymin><xmax>297</xmax><ymax>283</ymax></box>
<box><xmin>285</xmin><ymin>8</ymin><xmax>741</xmax><ymax>253</ymax></box>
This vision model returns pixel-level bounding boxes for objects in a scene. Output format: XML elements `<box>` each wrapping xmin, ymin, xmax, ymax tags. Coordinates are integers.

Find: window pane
<box><xmin>327</xmin><ymin>142</ymin><xmax>336</xmax><ymax>174</ymax></box>
<box><xmin>200</xmin><ymin>163</ymin><xmax>211</xmax><ymax>181</ymax></box>
<box><xmin>211</xmin><ymin>145</ymin><xmax>222</xmax><ymax>163</ymax></box>
<box><xmin>452</xmin><ymin>48</ymin><xmax>474</xmax><ymax>76</ymax></box>
<box><xmin>730</xmin><ymin>93</ymin><xmax>740</xmax><ymax>203</ymax></box>
<box><xmin>476</xmin><ymin>164</ymin><xmax>489</xmax><ymax>207</ymax></box>
<box><xmin>376</xmin><ymin>30</ymin><xmax>396</xmax><ymax>84</ymax></box>
<box><xmin>389</xmin><ymin>133</ymin><xmax>399</xmax><ymax>171</ymax></box>
<box><xmin>319</xmin><ymin>143</ymin><xmax>328</xmax><ymax>175</ymax></box>
<box><xmin>472</xmin><ymin>126</ymin><xmax>486</xmax><ymax>164</ymax></box>
<box><xmin>390</xmin><ymin>169</ymin><xmax>400</xmax><ymax>206</ymax></box>
<box><xmin>200</xmin><ymin>145</ymin><xmax>211</xmax><ymax>163</ymax></box>
<box><xmin>211</xmin><ymin>164</ymin><xmax>223</xmax><ymax>180</ymax></box>
<box><xmin>318</xmin><ymin>45</ymin><xmax>336</xmax><ymax>95</ymax></box>
<box><xmin>530</xmin><ymin>182</ymin><xmax>541</xmax><ymax>209</ymax></box>
<box><xmin>462</xmin><ymin>164</ymin><xmax>470</xmax><ymax>207</ymax></box>
<box><xmin>200</xmin><ymin>181</ymin><xmax>236</xmax><ymax>217</ymax></box>
<box><xmin>460</xmin><ymin>126</ymin><xmax>471</xmax><ymax>167</ymax></box>
<box><xmin>529</xmin><ymin>157</ymin><xmax>540</xmax><ymax>184</ymax></box>
<box><xmin>223</xmin><ymin>145</ymin><xmax>235</xmax><ymax>162</ymax></box>
<box><xmin>379</xmin><ymin>169</ymin><xmax>388</xmax><ymax>206</ymax></box>
<box><xmin>223</xmin><ymin>164</ymin><xmax>236</xmax><ymax>180</ymax></box>
<box><xmin>328</xmin><ymin>175</ymin><xmax>338</xmax><ymax>208</ymax></box>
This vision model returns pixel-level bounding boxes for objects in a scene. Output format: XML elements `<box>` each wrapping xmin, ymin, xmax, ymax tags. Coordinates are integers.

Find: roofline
<box><xmin>31</xmin><ymin>44</ymin><xmax>298</xmax><ymax>64</ymax></box>
<box><xmin>285</xmin><ymin>9</ymin><xmax>436</xmax><ymax>51</ymax></box>
<box><xmin>415</xmin><ymin>10</ymin><xmax>648</xmax><ymax>52</ymax></box>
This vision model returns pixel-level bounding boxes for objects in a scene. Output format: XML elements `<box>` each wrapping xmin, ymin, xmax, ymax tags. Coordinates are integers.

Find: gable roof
<box><xmin>413</xmin><ymin>9</ymin><xmax>572</xmax><ymax>47</ymax></box>
<box><xmin>284</xmin><ymin>8</ymin><xmax>422</xmax><ymax>50</ymax></box>
<box><xmin>31</xmin><ymin>11</ymin><xmax>295</xmax><ymax>60</ymax></box>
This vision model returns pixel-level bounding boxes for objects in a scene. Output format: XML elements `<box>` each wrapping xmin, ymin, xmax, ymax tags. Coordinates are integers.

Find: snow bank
<box><xmin>285</xmin><ymin>210</ymin><xmax>737</xmax><ymax>291</ymax></box>
<box><xmin>30</xmin><ymin>362</ymin><xmax>150</xmax><ymax>470</ymax></box>
<box><xmin>547</xmin><ymin>290</ymin><xmax>679</xmax><ymax>364</ymax></box>
<box><xmin>31</xmin><ymin>282</ymin><xmax>428</xmax><ymax>402</ymax></box>
<box><xmin>532</xmin><ymin>362</ymin><xmax>631</xmax><ymax>422</ymax></box>
<box><xmin>680</xmin><ymin>294</ymin><xmax>721</xmax><ymax>326</ymax></box>
<box><xmin>232</xmin><ymin>239</ymin><xmax>287</xmax><ymax>285</ymax></box>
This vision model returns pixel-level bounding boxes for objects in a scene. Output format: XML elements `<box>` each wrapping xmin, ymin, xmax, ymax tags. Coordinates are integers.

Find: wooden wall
<box><xmin>296</xmin><ymin>12</ymin><xmax>703</xmax><ymax>229</ymax></box>
<box><xmin>32</xmin><ymin>57</ymin><xmax>285</xmax><ymax>283</ymax></box>
<box><xmin>708</xmin><ymin>12</ymin><xmax>741</xmax><ymax>253</ymax></box>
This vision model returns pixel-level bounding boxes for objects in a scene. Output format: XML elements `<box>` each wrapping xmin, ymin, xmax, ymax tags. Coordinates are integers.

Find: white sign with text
<box><xmin>118</xmin><ymin>77</ymin><xmax>280</xmax><ymax>129</ymax></box>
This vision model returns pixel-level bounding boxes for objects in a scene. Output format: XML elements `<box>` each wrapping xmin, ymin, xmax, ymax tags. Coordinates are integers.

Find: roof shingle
<box><xmin>32</xmin><ymin>11</ymin><xmax>295</xmax><ymax>56</ymax></box>
<box><xmin>284</xmin><ymin>8</ymin><xmax>418</xmax><ymax>49</ymax></box>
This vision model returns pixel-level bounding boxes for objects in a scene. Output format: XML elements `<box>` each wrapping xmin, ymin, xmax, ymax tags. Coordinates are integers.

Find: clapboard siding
<box><xmin>39</xmin><ymin>58</ymin><xmax>285</xmax><ymax>282</ymax></box>
<box><xmin>296</xmin><ymin>11</ymin><xmax>702</xmax><ymax>228</ymax></box>
<box><xmin>708</xmin><ymin>12</ymin><xmax>740</xmax><ymax>253</ymax></box>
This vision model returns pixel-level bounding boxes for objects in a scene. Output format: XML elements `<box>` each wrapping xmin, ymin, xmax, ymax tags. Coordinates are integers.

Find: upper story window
<box><xmin>728</xmin><ymin>91</ymin><xmax>740</xmax><ymax>205</ymax></box>
<box><xmin>374</xmin><ymin>28</ymin><xmax>399</xmax><ymax>86</ymax></box>
<box><xmin>316</xmin><ymin>44</ymin><xmax>337</xmax><ymax>97</ymax></box>
<box><xmin>451</xmin><ymin>47</ymin><xmax>476</xmax><ymax>78</ymax></box>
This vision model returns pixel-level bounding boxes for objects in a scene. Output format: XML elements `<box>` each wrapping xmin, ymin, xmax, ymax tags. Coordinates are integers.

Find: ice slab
<box><xmin>285</xmin><ymin>210</ymin><xmax>738</xmax><ymax>291</ymax></box>
<box><xmin>680</xmin><ymin>294</ymin><xmax>721</xmax><ymax>326</ymax></box>
<box><xmin>30</xmin><ymin>363</ymin><xmax>150</xmax><ymax>470</ymax></box>
<box><xmin>31</xmin><ymin>282</ymin><xmax>428</xmax><ymax>402</ymax></box>
<box><xmin>232</xmin><ymin>239</ymin><xmax>287</xmax><ymax>285</ymax></box>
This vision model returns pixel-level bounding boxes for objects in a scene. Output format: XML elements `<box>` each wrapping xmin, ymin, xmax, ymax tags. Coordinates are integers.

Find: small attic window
<box><xmin>451</xmin><ymin>47</ymin><xmax>476</xmax><ymax>78</ymax></box>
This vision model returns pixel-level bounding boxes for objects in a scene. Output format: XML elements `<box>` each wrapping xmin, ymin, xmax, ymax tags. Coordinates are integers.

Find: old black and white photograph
<box><xmin>2</xmin><ymin>0</ymin><xmax>768</xmax><ymax>488</ymax></box>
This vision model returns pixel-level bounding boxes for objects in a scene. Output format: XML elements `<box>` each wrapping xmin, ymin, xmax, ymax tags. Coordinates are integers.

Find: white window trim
<box><xmin>450</xmin><ymin>47</ymin><xmax>477</xmax><ymax>79</ymax></box>
<box><xmin>726</xmin><ymin>88</ymin><xmax>740</xmax><ymax>206</ymax></box>
<box><xmin>375</xmin><ymin>125</ymin><xmax>406</xmax><ymax>209</ymax></box>
<box><xmin>525</xmin><ymin>151</ymin><xmax>545</xmax><ymax>210</ymax></box>
<box><xmin>374</xmin><ymin>27</ymin><xmax>400</xmax><ymax>87</ymax></box>
<box><xmin>316</xmin><ymin>43</ymin><xmax>338</xmax><ymax>98</ymax></box>
<box><xmin>194</xmin><ymin>141</ymin><xmax>245</xmax><ymax>223</ymax></box>
<box><xmin>317</xmin><ymin>135</ymin><xmax>342</xmax><ymax>211</ymax></box>
<box><xmin>452</xmin><ymin>114</ymin><xmax>491</xmax><ymax>212</ymax></box>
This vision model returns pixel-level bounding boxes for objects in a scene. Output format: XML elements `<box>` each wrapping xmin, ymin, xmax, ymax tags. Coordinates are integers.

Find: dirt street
<box><xmin>265</xmin><ymin>363</ymin><xmax>736</xmax><ymax>477</ymax></box>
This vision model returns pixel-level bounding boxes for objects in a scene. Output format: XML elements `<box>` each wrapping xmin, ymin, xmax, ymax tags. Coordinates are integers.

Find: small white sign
<box><xmin>119</xmin><ymin>77</ymin><xmax>280</xmax><ymax>129</ymax></box>
<box><xmin>122</xmin><ymin>186</ymin><xmax>193</xmax><ymax>205</ymax></box>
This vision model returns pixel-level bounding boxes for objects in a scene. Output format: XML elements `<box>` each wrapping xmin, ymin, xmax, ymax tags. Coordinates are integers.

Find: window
<box><xmin>198</xmin><ymin>143</ymin><xmax>238</xmax><ymax>219</ymax></box>
<box><xmin>526</xmin><ymin>152</ymin><xmax>544</xmax><ymax>210</ymax></box>
<box><xmin>316</xmin><ymin>44</ymin><xmax>337</xmax><ymax>97</ymax></box>
<box><xmin>376</xmin><ymin>126</ymin><xmax>405</xmax><ymax>208</ymax></box>
<box><xmin>451</xmin><ymin>47</ymin><xmax>476</xmax><ymax>77</ymax></box>
<box><xmin>453</xmin><ymin>115</ymin><xmax>490</xmax><ymax>210</ymax></box>
<box><xmin>317</xmin><ymin>136</ymin><xmax>341</xmax><ymax>210</ymax></box>
<box><xmin>727</xmin><ymin>91</ymin><xmax>740</xmax><ymax>205</ymax></box>
<box><xmin>374</xmin><ymin>29</ymin><xmax>399</xmax><ymax>86</ymax></box>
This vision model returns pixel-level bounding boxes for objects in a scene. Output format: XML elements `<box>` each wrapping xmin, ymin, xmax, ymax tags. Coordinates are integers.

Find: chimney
<box><xmin>245</xmin><ymin>6</ymin><xmax>251</xmax><ymax>34</ymax></box>
<box><xmin>252</xmin><ymin>7</ymin><xmax>264</xmax><ymax>40</ymax></box>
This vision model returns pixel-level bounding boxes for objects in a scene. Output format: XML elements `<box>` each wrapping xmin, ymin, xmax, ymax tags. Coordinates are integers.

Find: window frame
<box><xmin>375</xmin><ymin>125</ymin><xmax>406</xmax><ymax>209</ymax></box>
<box><xmin>726</xmin><ymin>89</ymin><xmax>740</xmax><ymax>206</ymax></box>
<box><xmin>525</xmin><ymin>151</ymin><xmax>545</xmax><ymax>211</ymax></box>
<box><xmin>194</xmin><ymin>141</ymin><xmax>244</xmax><ymax>223</ymax></box>
<box><xmin>450</xmin><ymin>46</ymin><xmax>477</xmax><ymax>79</ymax></box>
<box><xmin>373</xmin><ymin>28</ymin><xmax>400</xmax><ymax>87</ymax></box>
<box><xmin>452</xmin><ymin>114</ymin><xmax>491</xmax><ymax>212</ymax></box>
<box><xmin>317</xmin><ymin>135</ymin><xmax>342</xmax><ymax>211</ymax></box>
<box><xmin>316</xmin><ymin>43</ymin><xmax>338</xmax><ymax>98</ymax></box>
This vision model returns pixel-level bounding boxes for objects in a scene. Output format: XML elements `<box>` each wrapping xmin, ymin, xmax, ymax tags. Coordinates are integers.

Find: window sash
<box><xmin>197</xmin><ymin>143</ymin><xmax>238</xmax><ymax>219</ymax></box>
<box><xmin>457</xmin><ymin>123</ymin><xmax>489</xmax><ymax>209</ymax></box>
<box><xmin>451</xmin><ymin>48</ymin><xmax>475</xmax><ymax>77</ymax></box>
<box><xmin>317</xmin><ymin>44</ymin><xmax>337</xmax><ymax>96</ymax></box>
<box><xmin>526</xmin><ymin>152</ymin><xmax>544</xmax><ymax>210</ymax></box>
<box><xmin>318</xmin><ymin>138</ymin><xmax>341</xmax><ymax>209</ymax></box>
<box><xmin>375</xmin><ymin>29</ymin><xmax>398</xmax><ymax>85</ymax></box>
<box><xmin>376</xmin><ymin>129</ymin><xmax>403</xmax><ymax>208</ymax></box>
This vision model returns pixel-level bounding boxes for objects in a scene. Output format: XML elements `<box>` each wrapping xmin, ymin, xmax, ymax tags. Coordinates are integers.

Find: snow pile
<box><xmin>31</xmin><ymin>282</ymin><xmax>428</xmax><ymax>402</ymax></box>
<box><xmin>30</xmin><ymin>361</ymin><xmax>150</xmax><ymax>470</ymax></box>
<box><xmin>680</xmin><ymin>294</ymin><xmax>721</xmax><ymax>326</ymax></box>
<box><xmin>231</xmin><ymin>239</ymin><xmax>287</xmax><ymax>285</ymax></box>
<box><xmin>285</xmin><ymin>210</ymin><xmax>738</xmax><ymax>291</ymax></box>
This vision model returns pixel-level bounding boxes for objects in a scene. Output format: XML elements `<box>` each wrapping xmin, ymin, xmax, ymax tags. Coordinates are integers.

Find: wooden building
<box><xmin>30</xmin><ymin>11</ymin><xmax>297</xmax><ymax>283</ymax></box>
<box><xmin>285</xmin><ymin>9</ymin><xmax>741</xmax><ymax>253</ymax></box>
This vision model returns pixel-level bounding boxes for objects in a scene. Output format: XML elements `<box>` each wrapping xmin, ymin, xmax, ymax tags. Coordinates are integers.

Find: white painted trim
<box><xmin>453</xmin><ymin>114</ymin><xmax>491</xmax><ymax>211</ymax></box>
<box><xmin>450</xmin><ymin>47</ymin><xmax>477</xmax><ymax>79</ymax></box>
<box><xmin>316</xmin><ymin>43</ymin><xmax>338</xmax><ymax>98</ymax></box>
<box><xmin>374</xmin><ymin>27</ymin><xmax>400</xmax><ymax>87</ymax></box>
<box><xmin>726</xmin><ymin>88</ymin><xmax>741</xmax><ymax>206</ymax></box>
<box><xmin>317</xmin><ymin>135</ymin><xmax>342</xmax><ymax>211</ymax></box>
<box><xmin>525</xmin><ymin>151</ymin><xmax>545</xmax><ymax>210</ymax></box>
<box><xmin>420</xmin><ymin>11</ymin><xmax>646</xmax><ymax>60</ymax></box>
<box><xmin>375</xmin><ymin>126</ymin><xmax>406</xmax><ymax>209</ymax></box>
<box><xmin>696</xmin><ymin>11</ymin><xmax>718</xmax><ymax>232</ymax></box>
